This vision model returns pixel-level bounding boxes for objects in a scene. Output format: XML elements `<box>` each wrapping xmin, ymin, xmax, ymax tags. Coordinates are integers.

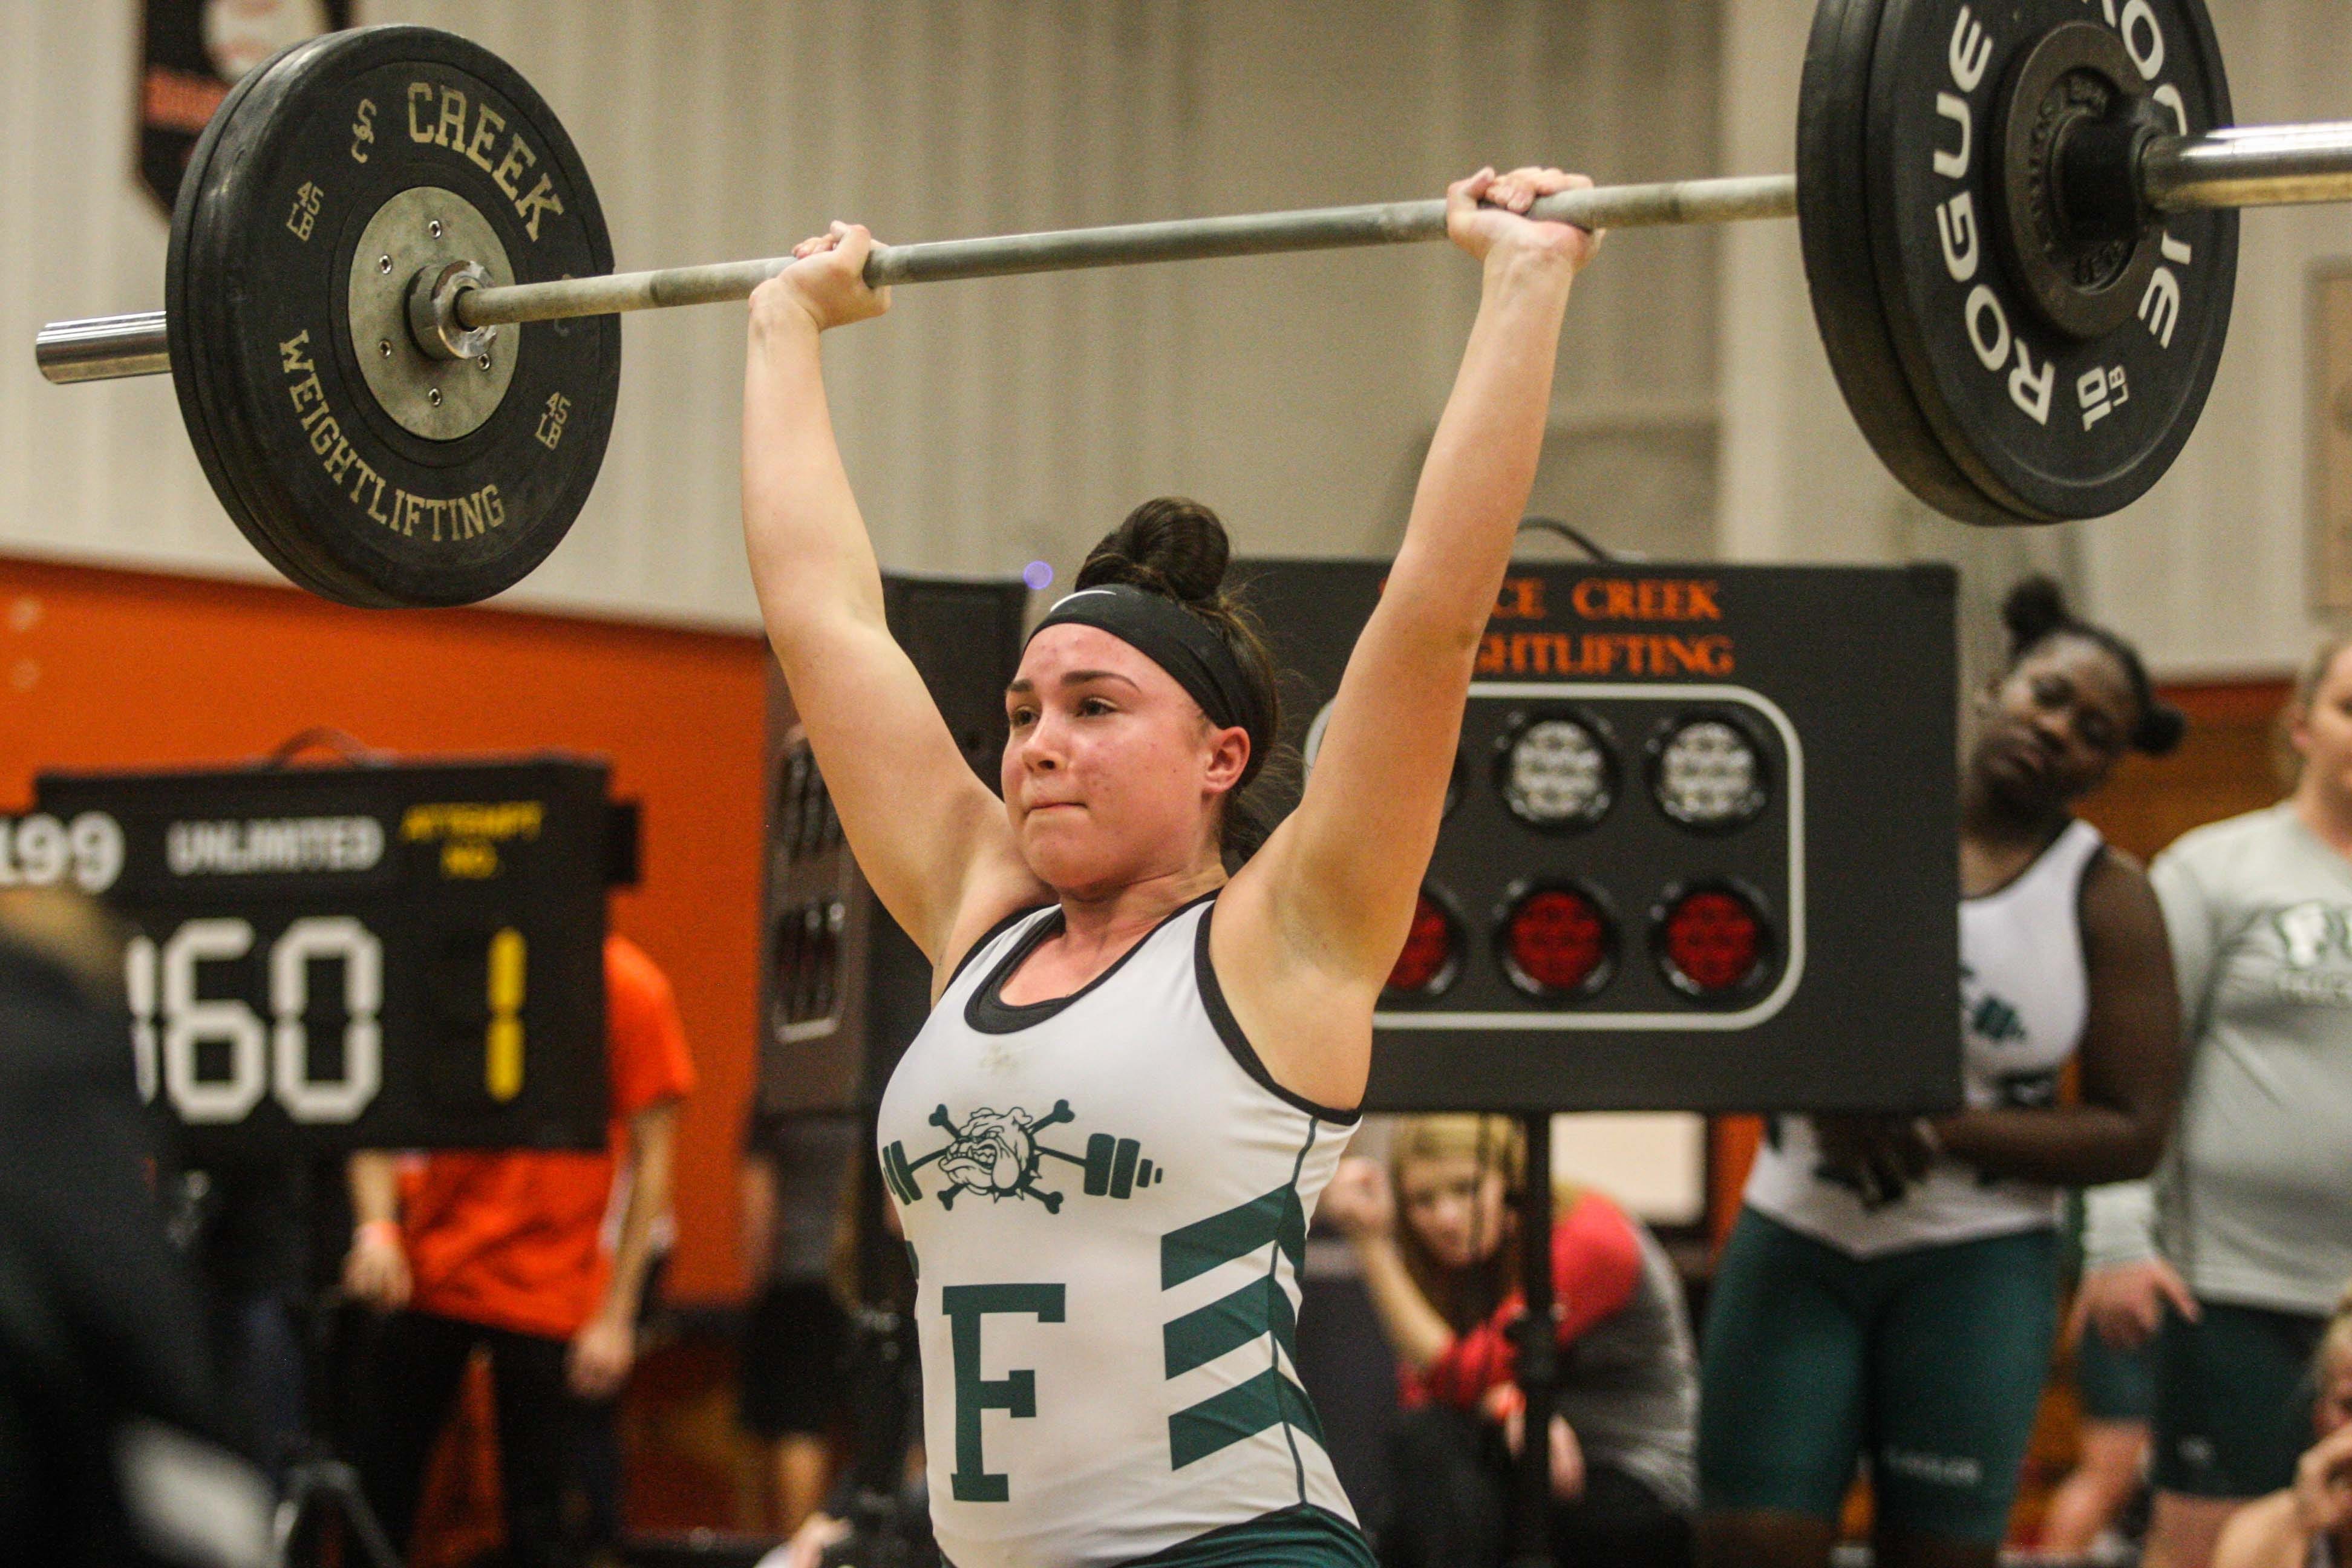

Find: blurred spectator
<box><xmin>2209</xmin><ymin>1284</ymin><xmax>2352</xmax><ymax>1568</ymax></box>
<box><xmin>2041</xmin><ymin>1185</ymin><xmax>2158</xmax><ymax>1561</ymax></box>
<box><xmin>737</xmin><ymin>1109</ymin><xmax>858</xmax><ymax>1534</ymax></box>
<box><xmin>770</xmin><ymin>1116</ymin><xmax>926</xmax><ymax>1568</ymax></box>
<box><xmin>342</xmin><ymin>932</ymin><xmax>694</xmax><ymax>1568</ymax></box>
<box><xmin>1319</xmin><ymin>1115</ymin><xmax>1697</xmax><ymax>1568</ymax></box>
<box><xmin>1698</xmin><ymin>580</ymin><xmax>2184</xmax><ymax>1568</ymax></box>
<box><xmin>2080</xmin><ymin>631</ymin><xmax>2352</xmax><ymax>1568</ymax></box>
<box><xmin>0</xmin><ymin>887</ymin><xmax>270</xmax><ymax>1568</ymax></box>
<box><xmin>165</xmin><ymin>1159</ymin><xmax>313</xmax><ymax>1480</ymax></box>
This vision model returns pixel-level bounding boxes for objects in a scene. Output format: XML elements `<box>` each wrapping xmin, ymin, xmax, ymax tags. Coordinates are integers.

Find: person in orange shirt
<box><xmin>341</xmin><ymin>932</ymin><xmax>696</xmax><ymax>1568</ymax></box>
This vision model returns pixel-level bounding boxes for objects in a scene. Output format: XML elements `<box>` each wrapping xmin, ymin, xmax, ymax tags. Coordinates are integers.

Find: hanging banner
<box><xmin>139</xmin><ymin>0</ymin><xmax>353</xmax><ymax>212</ymax></box>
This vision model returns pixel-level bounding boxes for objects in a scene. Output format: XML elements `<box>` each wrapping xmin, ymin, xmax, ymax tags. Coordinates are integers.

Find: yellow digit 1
<box><xmin>485</xmin><ymin>927</ymin><xmax>526</xmax><ymax>1102</ymax></box>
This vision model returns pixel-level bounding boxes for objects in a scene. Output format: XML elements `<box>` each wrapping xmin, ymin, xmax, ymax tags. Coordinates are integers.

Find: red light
<box><xmin>1659</xmin><ymin>888</ymin><xmax>1765</xmax><ymax>994</ymax></box>
<box><xmin>1387</xmin><ymin>892</ymin><xmax>1457</xmax><ymax>994</ymax></box>
<box><xmin>1503</xmin><ymin>887</ymin><xmax>1612</xmax><ymax>996</ymax></box>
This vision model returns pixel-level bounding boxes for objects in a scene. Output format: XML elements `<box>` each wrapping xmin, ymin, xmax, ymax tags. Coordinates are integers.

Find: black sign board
<box><xmin>1238</xmin><ymin>559</ymin><xmax>1962</xmax><ymax>1114</ymax></box>
<box><xmin>139</xmin><ymin>0</ymin><xmax>353</xmax><ymax>212</ymax></box>
<box><xmin>30</xmin><ymin>756</ymin><xmax>613</xmax><ymax>1155</ymax></box>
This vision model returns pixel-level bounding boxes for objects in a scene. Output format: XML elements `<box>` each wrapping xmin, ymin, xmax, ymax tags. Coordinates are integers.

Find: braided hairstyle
<box><xmin>1074</xmin><ymin>498</ymin><xmax>1289</xmax><ymax>865</ymax></box>
<box><xmin>2001</xmin><ymin>576</ymin><xmax>2186</xmax><ymax>757</ymax></box>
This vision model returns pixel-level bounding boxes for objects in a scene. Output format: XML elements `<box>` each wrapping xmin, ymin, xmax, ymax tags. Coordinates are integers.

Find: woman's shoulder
<box><xmin>2155</xmin><ymin>802</ymin><xmax>2296</xmax><ymax>876</ymax></box>
<box><xmin>933</xmin><ymin>881</ymin><xmax>1057</xmax><ymax>998</ymax></box>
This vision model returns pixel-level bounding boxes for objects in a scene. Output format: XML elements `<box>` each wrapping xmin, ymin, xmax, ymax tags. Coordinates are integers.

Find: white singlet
<box><xmin>875</xmin><ymin>892</ymin><xmax>1362</xmax><ymax>1568</ymax></box>
<box><xmin>1744</xmin><ymin>818</ymin><xmax>2105</xmax><ymax>1256</ymax></box>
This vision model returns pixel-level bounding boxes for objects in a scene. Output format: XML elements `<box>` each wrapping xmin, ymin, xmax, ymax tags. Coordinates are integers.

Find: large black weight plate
<box><xmin>167</xmin><ymin>25</ymin><xmax>618</xmax><ymax>607</ymax></box>
<box><xmin>1802</xmin><ymin>0</ymin><xmax>2237</xmax><ymax>524</ymax></box>
<box><xmin>1800</xmin><ymin>0</ymin><xmax>2003</xmax><ymax>525</ymax></box>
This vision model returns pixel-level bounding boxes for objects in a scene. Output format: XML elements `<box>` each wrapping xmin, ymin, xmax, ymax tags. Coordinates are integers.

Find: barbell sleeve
<box><xmin>34</xmin><ymin>311</ymin><xmax>169</xmax><ymax>384</ymax></box>
<box><xmin>2140</xmin><ymin>118</ymin><xmax>2352</xmax><ymax>212</ymax></box>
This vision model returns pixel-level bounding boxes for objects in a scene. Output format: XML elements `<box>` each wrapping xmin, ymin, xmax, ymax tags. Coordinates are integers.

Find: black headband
<box><xmin>1028</xmin><ymin>584</ymin><xmax>1272</xmax><ymax>784</ymax></box>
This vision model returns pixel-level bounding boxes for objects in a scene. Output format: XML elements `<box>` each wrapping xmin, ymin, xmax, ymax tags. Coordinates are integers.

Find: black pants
<box><xmin>1377</xmin><ymin>1405</ymin><xmax>1692</xmax><ymax>1568</ymax></box>
<box><xmin>353</xmin><ymin>1310</ymin><xmax>586</xmax><ymax>1568</ymax></box>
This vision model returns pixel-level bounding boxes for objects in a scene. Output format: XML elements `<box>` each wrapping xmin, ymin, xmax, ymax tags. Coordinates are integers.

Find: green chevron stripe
<box><xmin>1160</xmin><ymin>1186</ymin><xmax>1306</xmax><ymax>1290</ymax></box>
<box><xmin>1162</xmin><ymin>1273</ymin><xmax>1298</xmax><ymax>1380</ymax></box>
<box><xmin>1167</xmin><ymin>1368</ymin><xmax>1326</xmax><ymax>1470</ymax></box>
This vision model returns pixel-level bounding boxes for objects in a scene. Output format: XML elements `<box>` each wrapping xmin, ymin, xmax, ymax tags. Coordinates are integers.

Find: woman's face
<box><xmin>1396</xmin><ymin>1154</ymin><xmax>1509</xmax><ymax>1272</ymax></box>
<box><xmin>2292</xmin><ymin>645</ymin><xmax>2352</xmax><ymax>809</ymax></box>
<box><xmin>1970</xmin><ymin>635</ymin><xmax>2137</xmax><ymax>812</ymax></box>
<box><xmin>1002</xmin><ymin>624</ymin><xmax>1249</xmax><ymax>895</ymax></box>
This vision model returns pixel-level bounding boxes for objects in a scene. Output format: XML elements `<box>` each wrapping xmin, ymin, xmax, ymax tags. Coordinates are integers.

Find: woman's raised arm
<box><xmin>742</xmin><ymin>224</ymin><xmax>1042</xmax><ymax>967</ymax></box>
<box><xmin>1223</xmin><ymin>169</ymin><xmax>1602</xmax><ymax>1091</ymax></box>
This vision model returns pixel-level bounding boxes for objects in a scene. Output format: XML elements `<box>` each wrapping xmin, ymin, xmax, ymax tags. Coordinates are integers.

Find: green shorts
<box><xmin>1697</xmin><ymin>1207</ymin><xmax>2060</xmax><ymax>1544</ymax></box>
<box><xmin>2076</xmin><ymin>1328</ymin><xmax>2157</xmax><ymax>1423</ymax></box>
<box><xmin>2150</xmin><ymin>1298</ymin><xmax>2325</xmax><ymax>1498</ymax></box>
<box><xmin>1125</xmin><ymin>1504</ymin><xmax>1376</xmax><ymax>1567</ymax></box>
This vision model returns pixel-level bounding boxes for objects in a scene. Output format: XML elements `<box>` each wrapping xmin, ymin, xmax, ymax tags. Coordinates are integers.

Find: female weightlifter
<box><xmin>1697</xmin><ymin>578</ymin><xmax>2188</xmax><ymax>1568</ymax></box>
<box><xmin>739</xmin><ymin>168</ymin><xmax>1601</xmax><ymax>1568</ymax></box>
<box><xmin>2078</xmin><ymin>630</ymin><xmax>2352</xmax><ymax>1568</ymax></box>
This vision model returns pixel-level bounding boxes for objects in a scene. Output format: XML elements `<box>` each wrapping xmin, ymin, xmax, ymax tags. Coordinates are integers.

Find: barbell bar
<box><xmin>37</xmin><ymin>121</ymin><xmax>2352</xmax><ymax>386</ymax></box>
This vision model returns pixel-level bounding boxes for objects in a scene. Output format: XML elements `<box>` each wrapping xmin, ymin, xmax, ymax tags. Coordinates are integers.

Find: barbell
<box><xmin>30</xmin><ymin>0</ymin><xmax>2352</xmax><ymax>607</ymax></box>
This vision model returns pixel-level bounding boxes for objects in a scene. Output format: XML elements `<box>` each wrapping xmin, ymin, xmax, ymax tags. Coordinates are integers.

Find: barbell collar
<box><xmin>34</xmin><ymin>311</ymin><xmax>169</xmax><ymax>383</ymax></box>
<box><xmin>452</xmin><ymin>174</ymin><xmax>1803</xmax><ymax>330</ymax></box>
<box><xmin>2141</xmin><ymin>119</ymin><xmax>2352</xmax><ymax>212</ymax></box>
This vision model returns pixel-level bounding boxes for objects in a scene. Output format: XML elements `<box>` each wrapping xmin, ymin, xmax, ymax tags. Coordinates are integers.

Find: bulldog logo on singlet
<box><xmin>880</xmin><ymin>1099</ymin><xmax>1165</xmax><ymax>1212</ymax></box>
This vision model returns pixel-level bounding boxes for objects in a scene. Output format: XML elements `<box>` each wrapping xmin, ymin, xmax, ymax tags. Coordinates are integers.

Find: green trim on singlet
<box><xmin>1163</xmin><ymin>1273</ymin><xmax>1299</xmax><ymax>1379</ymax></box>
<box><xmin>1161</xmin><ymin>1184</ymin><xmax>1307</xmax><ymax>1289</ymax></box>
<box><xmin>1158</xmin><ymin>1119</ymin><xmax>1325</xmax><ymax>1486</ymax></box>
<box><xmin>1119</xmin><ymin>1503</ymin><xmax>1376</xmax><ymax>1567</ymax></box>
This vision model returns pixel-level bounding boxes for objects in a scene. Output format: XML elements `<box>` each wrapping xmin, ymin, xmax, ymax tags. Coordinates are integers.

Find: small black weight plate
<box><xmin>168</xmin><ymin>25</ymin><xmax>618</xmax><ymax>607</ymax></box>
<box><xmin>1864</xmin><ymin>0</ymin><xmax>2236</xmax><ymax>522</ymax></box>
<box><xmin>1799</xmin><ymin>0</ymin><xmax>2006</xmax><ymax>526</ymax></box>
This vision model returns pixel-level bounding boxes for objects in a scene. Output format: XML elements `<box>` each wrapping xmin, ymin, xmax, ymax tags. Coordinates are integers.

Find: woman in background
<box><xmin>1320</xmin><ymin>1116</ymin><xmax>1697</xmax><ymax>1568</ymax></box>
<box><xmin>2079</xmin><ymin>631</ymin><xmax>2352</xmax><ymax>1568</ymax></box>
<box><xmin>1697</xmin><ymin>578</ymin><xmax>2186</xmax><ymax>1568</ymax></box>
<box><xmin>2210</xmin><ymin>1285</ymin><xmax>2352</xmax><ymax>1568</ymax></box>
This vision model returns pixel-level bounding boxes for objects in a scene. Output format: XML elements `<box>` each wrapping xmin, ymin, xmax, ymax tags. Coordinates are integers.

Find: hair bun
<box><xmin>2134</xmin><ymin>701</ymin><xmax>2188</xmax><ymax>757</ymax></box>
<box><xmin>1076</xmin><ymin>497</ymin><xmax>1230</xmax><ymax>606</ymax></box>
<box><xmin>2001</xmin><ymin>575</ymin><xmax>2071</xmax><ymax>655</ymax></box>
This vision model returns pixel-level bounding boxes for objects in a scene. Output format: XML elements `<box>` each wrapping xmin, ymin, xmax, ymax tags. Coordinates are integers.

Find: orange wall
<box><xmin>0</xmin><ymin>555</ymin><xmax>768</xmax><ymax>1305</ymax></box>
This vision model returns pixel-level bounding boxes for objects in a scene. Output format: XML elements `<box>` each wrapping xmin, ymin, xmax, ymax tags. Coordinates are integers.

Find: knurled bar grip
<box><xmin>454</xmin><ymin>174</ymin><xmax>1803</xmax><ymax>327</ymax></box>
<box><xmin>35</xmin><ymin>120</ymin><xmax>2352</xmax><ymax>385</ymax></box>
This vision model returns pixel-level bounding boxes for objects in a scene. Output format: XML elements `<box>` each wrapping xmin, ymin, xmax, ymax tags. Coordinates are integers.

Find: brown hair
<box><xmin>1074</xmin><ymin>497</ymin><xmax>1290</xmax><ymax>865</ymax></box>
<box><xmin>0</xmin><ymin>888</ymin><xmax>127</xmax><ymax>1004</ymax></box>
<box><xmin>2318</xmin><ymin>1278</ymin><xmax>2352</xmax><ymax>1386</ymax></box>
<box><xmin>2277</xmin><ymin>628</ymin><xmax>2352</xmax><ymax>789</ymax></box>
<box><xmin>1388</xmin><ymin>1115</ymin><xmax>1526</xmax><ymax>1335</ymax></box>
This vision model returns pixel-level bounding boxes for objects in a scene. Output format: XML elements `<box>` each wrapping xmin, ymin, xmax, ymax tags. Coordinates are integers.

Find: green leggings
<box><xmin>1697</xmin><ymin>1209</ymin><xmax>2059</xmax><ymax>1544</ymax></box>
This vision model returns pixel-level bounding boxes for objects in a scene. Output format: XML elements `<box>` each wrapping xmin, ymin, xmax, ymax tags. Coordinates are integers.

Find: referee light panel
<box><xmin>1242</xmin><ymin>558</ymin><xmax>1961</xmax><ymax>1116</ymax></box>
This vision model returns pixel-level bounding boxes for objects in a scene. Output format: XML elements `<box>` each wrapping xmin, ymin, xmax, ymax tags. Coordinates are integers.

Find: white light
<box><xmin>1655</xmin><ymin>718</ymin><xmax>1764</xmax><ymax>826</ymax></box>
<box><xmin>1504</xmin><ymin>717</ymin><xmax>1612</xmax><ymax>826</ymax></box>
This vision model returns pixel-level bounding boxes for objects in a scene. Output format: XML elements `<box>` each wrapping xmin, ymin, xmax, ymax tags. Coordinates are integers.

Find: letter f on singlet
<box><xmin>942</xmin><ymin>1282</ymin><xmax>1066</xmax><ymax>1502</ymax></box>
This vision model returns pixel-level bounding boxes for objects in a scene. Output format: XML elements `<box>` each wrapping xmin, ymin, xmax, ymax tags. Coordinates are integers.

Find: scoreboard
<box><xmin>1240</xmin><ymin>558</ymin><xmax>1962</xmax><ymax>1116</ymax></box>
<box><xmin>22</xmin><ymin>756</ymin><xmax>619</xmax><ymax>1155</ymax></box>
